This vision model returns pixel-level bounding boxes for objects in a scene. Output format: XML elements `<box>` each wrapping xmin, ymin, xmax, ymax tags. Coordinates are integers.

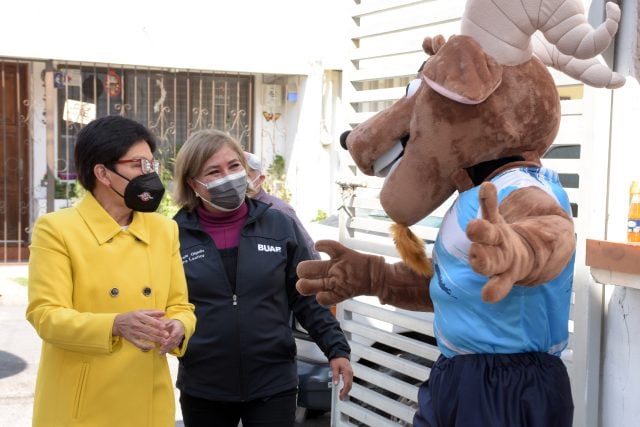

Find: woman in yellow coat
<box><xmin>26</xmin><ymin>116</ymin><xmax>196</xmax><ymax>427</ymax></box>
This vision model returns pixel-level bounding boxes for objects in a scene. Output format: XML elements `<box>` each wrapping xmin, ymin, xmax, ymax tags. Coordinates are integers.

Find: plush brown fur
<box><xmin>467</xmin><ymin>183</ymin><xmax>575</xmax><ymax>302</ymax></box>
<box><xmin>422</xmin><ymin>35</ymin><xmax>446</xmax><ymax>55</ymax></box>
<box><xmin>346</xmin><ymin>35</ymin><xmax>560</xmax><ymax>227</ymax></box>
<box><xmin>296</xmin><ymin>240</ymin><xmax>433</xmax><ymax>311</ymax></box>
<box><xmin>423</xmin><ymin>36</ymin><xmax>503</xmax><ymax>103</ymax></box>
<box><xmin>297</xmin><ymin>32</ymin><xmax>575</xmax><ymax>307</ymax></box>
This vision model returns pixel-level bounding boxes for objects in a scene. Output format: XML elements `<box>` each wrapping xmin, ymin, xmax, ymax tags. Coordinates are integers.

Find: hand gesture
<box><xmin>329</xmin><ymin>357</ymin><xmax>353</xmax><ymax>400</ymax></box>
<box><xmin>112</xmin><ymin>309</ymin><xmax>169</xmax><ymax>352</ymax></box>
<box><xmin>158</xmin><ymin>319</ymin><xmax>185</xmax><ymax>355</ymax></box>
<box><xmin>298</xmin><ymin>240</ymin><xmax>433</xmax><ymax>311</ymax></box>
<box><xmin>296</xmin><ymin>240</ymin><xmax>381</xmax><ymax>306</ymax></box>
<box><xmin>466</xmin><ymin>182</ymin><xmax>534</xmax><ymax>303</ymax></box>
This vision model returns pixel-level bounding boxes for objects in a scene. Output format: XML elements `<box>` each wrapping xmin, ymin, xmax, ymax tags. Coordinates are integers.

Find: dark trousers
<box><xmin>413</xmin><ymin>352</ymin><xmax>574</xmax><ymax>427</ymax></box>
<box><xmin>179</xmin><ymin>389</ymin><xmax>297</xmax><ymax>427</ymax></box>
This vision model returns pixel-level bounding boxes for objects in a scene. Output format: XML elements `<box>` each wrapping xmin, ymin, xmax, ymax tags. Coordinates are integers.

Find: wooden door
<box><xmin>1</xmin><ymin>62</ymin><xmax>30</xmax><ymax>262</ymax></box>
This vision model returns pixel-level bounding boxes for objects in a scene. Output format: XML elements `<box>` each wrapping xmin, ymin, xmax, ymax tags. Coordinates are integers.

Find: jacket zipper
<box><xmin>233</xmin><ymin>294</ymin><xmax>238</xmax><ymax>306</ymax></box>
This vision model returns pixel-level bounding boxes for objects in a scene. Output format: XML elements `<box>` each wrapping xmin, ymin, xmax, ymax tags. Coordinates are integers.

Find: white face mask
<box><xmin>195</xmin><ymin>170</ymin><xmax>247</xmax><ymax>212</ymax></box>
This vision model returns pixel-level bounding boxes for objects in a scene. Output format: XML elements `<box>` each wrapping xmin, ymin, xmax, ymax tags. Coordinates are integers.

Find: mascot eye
<box><xmin>405</xmin><ymin>78</ymin><xmax>422</xmax><ymax>97</ymax></box>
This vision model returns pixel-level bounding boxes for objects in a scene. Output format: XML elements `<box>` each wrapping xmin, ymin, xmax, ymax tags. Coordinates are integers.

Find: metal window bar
<box><xmin>52</xmin><ymin>64</ymin><xmax>253</xmax><ymax>183</ymax></box>
<box><xmin>0</xmin><ymin>58</ymin><xmax>256</xmax><ymax>263</ymax></box>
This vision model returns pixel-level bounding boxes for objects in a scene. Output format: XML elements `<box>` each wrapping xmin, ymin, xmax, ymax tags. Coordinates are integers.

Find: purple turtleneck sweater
<box><xmin>196</xmin><ymin>202</ymin><xmax>249</xmax><ymax>249</ymax></box>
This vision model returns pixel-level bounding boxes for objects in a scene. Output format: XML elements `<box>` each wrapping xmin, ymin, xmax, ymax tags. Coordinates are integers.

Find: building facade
<box><xmin>0</xmin><ymin>0</ymin><xmax>349</xmax><ymax>262</ymax></box>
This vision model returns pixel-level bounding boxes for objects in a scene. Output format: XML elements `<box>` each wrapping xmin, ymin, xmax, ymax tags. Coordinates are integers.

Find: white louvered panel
<box><xmin>351</xmin><ymin>196</ymin><xmax>385</xmax><ymax>210</ymax></box>
<box><xmin>348</xmin><ymin>217</ymin><xmax>440</xmax><ymax>242</ymax></box>
<box><xmin>351</xmin><ymin>0</ymin><xmax>432</xmax><ymax>18</ymax></box>
<box><xmin>343</xmin><ymin>299</ymin><xmax>435</xmax><ymax>336</ymax></box>
<box><xmin>353</xmin><ymin>362</ymin><xmax>419</xmax><ymax>402</ymax></box>
<box><xmin>349</xmin><ymin>86</ymin><xmax>408</xmax><ymax>103</ymax></box>
<box><xmin>542</xmin><ymin>158</ymin><xmax>581</xmax><ymax>174</ymax></box>
<box><xmin>350</xmin><ymin>63</ymin><xmax>422</xmax><ymax>82</ymax></box>
<box><xmin>335</xmin><ymin>396</ymin><xmax>407</xmax><ymax>427</ymax></box>
<box><xmin>341</xmin><ymin>319</ymin><xmax>441</xmax><ymax>362</ymax></box>
<box><xmin>342</xmin><ymin>237</ymin><xmax>401</xmax><ymax>259</ymax></box>
<box><xmin>350</xmin><ymin>341</ymin><xmax>431</xmax><ymax>381</ymax></box>
<box><xmin>350</xmin><ymin>43</ymin><xmax>422</xmax><ymax>61</ymax></box>
<box><xmin>333</xmin><ymin>419</ymin><xmax>357</xmax><ymax>427</ymax></box>
<box><xmin>347</xmin><ymin>216</ymin><xmax>394</xmax><ymax>235</ymax></box>
<box><xmin>357</xmin><ymin>53</ymin><xmax>426</xmax><ymax>79</ymax></box>
<box><xmin>560</xmin><ymin>99</ymin><xmax>584</xmax><ymax>116</ymax></box>
<box><xmin>357</xmin><ymin>21</ymin><xmax>462</xmax><ymax>56</ymax></box>
<box><xmin>555</xmin><ymin>116</ymin><xmax>585</xmax><ymax>144</ymax></box>
<box><xmin>351</xmin><ymin>2</ymin><xmax>463</xmax><ymax>40</ymax></box>
<box><xmin>347</xmin><ymin>383</ymin><xmax>417</xmax><ymax>425</ymax></box>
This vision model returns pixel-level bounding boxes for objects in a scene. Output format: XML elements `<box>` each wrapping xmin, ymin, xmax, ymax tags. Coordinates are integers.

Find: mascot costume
<box><xmin>296</xmin><ymin>0</ymin><xmax>626</xmax><ymax>425</ymax></box>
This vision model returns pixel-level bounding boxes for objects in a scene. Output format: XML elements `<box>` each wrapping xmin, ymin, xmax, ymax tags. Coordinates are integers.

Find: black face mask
<box><xmin>109</xmin><ymin>170</ymin><xmax>165</xmax><ymax>212</ymax></box>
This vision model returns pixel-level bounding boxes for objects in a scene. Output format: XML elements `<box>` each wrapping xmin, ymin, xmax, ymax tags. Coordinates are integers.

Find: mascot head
<box><xmin>340</xmin><ymin>0</ymin><xmax>625</xmax><ymax>275</ymax></box>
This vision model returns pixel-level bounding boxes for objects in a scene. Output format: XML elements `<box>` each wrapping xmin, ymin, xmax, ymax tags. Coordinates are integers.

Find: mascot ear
<box><xmin>422</xmin><ymin>35</ymin><xmax>447</xmax><ymax>55</ymax></box>
<box><xmin>422</xmin><ymin>35</ymin><xmax>503</xmax><ymax>104</ymax></box>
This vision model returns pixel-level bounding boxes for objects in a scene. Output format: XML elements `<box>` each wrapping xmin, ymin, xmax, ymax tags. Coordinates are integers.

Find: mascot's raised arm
<box><xmin>296</xmin><ymin>0</ymin><xmax>625</xmax><ymax>425</ymax></box>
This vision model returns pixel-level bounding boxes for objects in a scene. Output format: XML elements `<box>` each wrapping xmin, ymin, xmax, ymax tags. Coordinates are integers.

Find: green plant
<box><xmin>11</xmin><ymin>277</ymin><xmax>28</xmax><ymax>287</ymax></box>
<box><xmin>264</xmin><ymin>154</ymin><xmax>292</xmax><ymax>202</ymax></box>
<box><xmin>40</xmin><ymin>173</ymin><xmax>82</xmax><ymax>201</ymax></box>
<box><xmin>157</xmin><ymin>188</ymin><xmax>179</xmax><ymax>218</ymax></box>
<box><xmin>313</xmin><ymin>209</ymin><xmax>327</xmax><ymax>222</ymax></box>
<box><xmin>54</xmin><ymin>180</ymin><xmax>78</xmax><ymax>199</ymax></box>
<box><xmin>267</xmin><ymin>154</ymin><xmax>286</xmax><ymax>178</ymax></box>
<box><xmin>156</xmin><ymin>159</ymin><xmax>180</xmax><ymax>218</ymax></box>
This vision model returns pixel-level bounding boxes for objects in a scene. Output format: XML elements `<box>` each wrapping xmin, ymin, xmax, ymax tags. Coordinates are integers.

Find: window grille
<box><xmin>55</xmin><ymin>65</ymin><xmax>253</xmax><ymax>181</ymax></box>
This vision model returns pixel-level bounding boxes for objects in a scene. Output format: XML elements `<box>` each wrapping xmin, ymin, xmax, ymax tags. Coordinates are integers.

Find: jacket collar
<box><xmin>76</xmin><ymin>192</ymin><xmax>151</xmax><ymax>245</ymax></box>
<box><xmin>174</xmin><ymin>198</ymin><xmax>270</xmax><ymax>231</ymax></box>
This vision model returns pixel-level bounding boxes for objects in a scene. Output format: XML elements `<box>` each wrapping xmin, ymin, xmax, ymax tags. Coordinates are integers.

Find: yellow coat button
<box><xmin>109</xmin><ymin>287</ymin><xmax>119</xmax><ymax>297</ymax></box>
<box><xmin>142</xmin><ymin>287</ymin><xmax>152</xmax><ymax>297</ymax></box>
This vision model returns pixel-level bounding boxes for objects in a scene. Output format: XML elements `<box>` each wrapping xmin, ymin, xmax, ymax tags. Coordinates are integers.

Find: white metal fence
<box><xmin>331</xmin><ymin>177</ymin><xmax>439</xmax><ymax>426</ymax></box>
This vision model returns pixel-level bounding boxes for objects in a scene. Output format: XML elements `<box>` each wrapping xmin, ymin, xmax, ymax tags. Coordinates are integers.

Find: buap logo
<box><xmin>257</xmin><ymin>243</ymin><xmax>282</xmax><ymax>253</ymax></box>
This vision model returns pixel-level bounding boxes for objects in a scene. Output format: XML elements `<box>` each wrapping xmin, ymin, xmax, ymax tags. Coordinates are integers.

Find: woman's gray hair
<box><xmin>173</xmin><ymin>129</ymin><xmax>249</xmax><ymax>212</ymax></box>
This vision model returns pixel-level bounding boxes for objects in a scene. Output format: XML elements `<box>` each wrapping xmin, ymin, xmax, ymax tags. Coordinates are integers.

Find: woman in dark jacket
<box><xmin>172</xmin><ymin>129</ymin><xmax>352</xmax><ymax>427</ymax></box>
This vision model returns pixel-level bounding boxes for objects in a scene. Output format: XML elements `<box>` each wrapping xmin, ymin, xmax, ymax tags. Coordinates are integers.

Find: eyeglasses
<box><xmin>115</xmin><ymin>158</ymin><xmax>160</xmax><ymax>175</ymax></box>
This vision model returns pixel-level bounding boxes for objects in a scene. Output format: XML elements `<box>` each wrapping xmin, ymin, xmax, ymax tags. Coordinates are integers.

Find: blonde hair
<box><xmin>173</xmin><ymin>130</ymin><xmax>249</xmax><ymax>212</ymax></box>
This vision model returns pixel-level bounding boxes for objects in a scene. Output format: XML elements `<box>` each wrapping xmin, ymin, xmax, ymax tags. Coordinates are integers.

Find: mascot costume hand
<box><xmin>296</xmin><ymin>0</ymin><xmax>625</xmax><ymax>425</ymax></box>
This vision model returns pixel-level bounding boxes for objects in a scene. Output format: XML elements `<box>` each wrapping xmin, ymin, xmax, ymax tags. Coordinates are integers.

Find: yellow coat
<box><xmin>27</xmin><ymin>193</ymin><xmax>196</xmax><ymax>427</ymax></box>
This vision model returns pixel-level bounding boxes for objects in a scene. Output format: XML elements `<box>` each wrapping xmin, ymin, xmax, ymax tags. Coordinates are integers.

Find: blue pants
<box><xmin>413</xmin><ymin>352</ymin><xmax>573</xmax><ymax>427</ymax></box>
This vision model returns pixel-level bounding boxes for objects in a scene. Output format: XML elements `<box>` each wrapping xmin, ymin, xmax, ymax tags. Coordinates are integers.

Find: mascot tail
<box><xmin>390</xmin><ymin>223</ymin><xmax>433</xmax><ymax>277</ymax></box>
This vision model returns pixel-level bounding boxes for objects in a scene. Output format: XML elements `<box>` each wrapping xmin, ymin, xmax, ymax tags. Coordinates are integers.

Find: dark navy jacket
<box><xmin>174</xmin><ymin>198</ymin><xmax>350</xmax><ymax>401</ymax></box>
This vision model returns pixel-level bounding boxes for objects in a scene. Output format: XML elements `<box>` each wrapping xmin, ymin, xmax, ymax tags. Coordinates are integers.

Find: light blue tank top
<box><xmin>430</xmin><ymin>167</ymin><xmax>575</xmax><ymax>358</ymax></box>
